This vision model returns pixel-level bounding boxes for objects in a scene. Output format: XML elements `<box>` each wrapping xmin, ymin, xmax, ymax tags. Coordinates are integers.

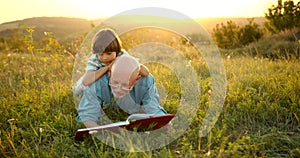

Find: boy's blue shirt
<box><xmin>74</xmin><ymin>50</ymin><xmax>128</xmax><ymax>96</ymax></box>
<box><xmin>85</xmin><ymin>49</ymin><xmax>128</xmax><ymax>71</ymax></box>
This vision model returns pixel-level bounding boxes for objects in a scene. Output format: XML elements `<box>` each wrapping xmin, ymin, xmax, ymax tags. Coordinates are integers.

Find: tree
<box><xmin>212</xmin><ymin>20</ymin><xmax>240</xmax><ymax>49</ymax></box>
<box><xmin>212</xmin><ymin>19</ymin><xmax>263</xmax><ymax>49</ymax></box>
<box><xmin>265</xmin><ymin>0</ymin><xmax>300</xmax><ymax>34</ymax></box>
<box><xmin>239</xmin><ymin>19</ymin><xmax>264</xmax><ymax>46</ymax></box>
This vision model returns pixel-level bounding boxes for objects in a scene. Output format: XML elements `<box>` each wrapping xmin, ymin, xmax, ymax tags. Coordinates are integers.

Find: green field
<box><xmin>0</xmin><ymin>22</ymin><xmax>300</xmax><ymax>157</ymax></box>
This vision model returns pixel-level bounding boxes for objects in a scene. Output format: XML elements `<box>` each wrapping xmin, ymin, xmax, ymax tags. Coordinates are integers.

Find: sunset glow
<box><xmin>0</xmin><ymin>0</ymin><xmax>297</xmax><ymax>24</ymax></box>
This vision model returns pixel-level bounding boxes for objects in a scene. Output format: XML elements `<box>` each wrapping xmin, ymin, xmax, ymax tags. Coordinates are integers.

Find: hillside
<box><xmin>0</xmin><ymin>17</ymin><xmax>96</xmax><ymax>42</ymax></box>
<box><xmin>0</xmin><ymin>16</ymin><xmax>266</xmax><ymax>42</ymax></box>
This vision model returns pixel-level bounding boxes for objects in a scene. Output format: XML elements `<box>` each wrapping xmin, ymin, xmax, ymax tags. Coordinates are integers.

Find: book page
<box><xmin>77</xmin><ymin>121</ymin><xmax>129</xmax><ymax>132</ymax></box>
<box><xmin>126</xmin><ymin>113</ymin><xmax>156</xmax><ymax>121</ymax></box>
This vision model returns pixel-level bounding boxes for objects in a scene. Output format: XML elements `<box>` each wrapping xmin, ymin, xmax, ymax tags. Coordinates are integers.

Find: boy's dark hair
<box><xmin>92</xmin><ymin>29</ymin><xmax>122</xmax><ymax>54</ymax></box>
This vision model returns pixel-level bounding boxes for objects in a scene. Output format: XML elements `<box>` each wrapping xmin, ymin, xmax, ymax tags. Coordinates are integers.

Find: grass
<box><xmin>1</xmin><ymin>32</ymin><xmax>300</xmax><ymax>157</ymax></box>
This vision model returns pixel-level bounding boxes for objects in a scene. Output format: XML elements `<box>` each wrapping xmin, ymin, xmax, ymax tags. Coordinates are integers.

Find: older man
<box><xmin>77</xmin><ymin>55</ymin><xmax>168</xmax><ymax>127</ymax></box>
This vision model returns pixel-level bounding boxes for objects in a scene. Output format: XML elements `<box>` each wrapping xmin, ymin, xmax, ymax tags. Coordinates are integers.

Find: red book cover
<box><xmin>75</xmin><ymin>114</ymin><xmax>175</xmax><ymax>140</ymax></box>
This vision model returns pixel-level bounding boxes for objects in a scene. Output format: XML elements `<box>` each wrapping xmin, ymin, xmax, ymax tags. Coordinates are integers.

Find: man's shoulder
<box><xmin>117</xmin><ymin>49</ymin><xmax>129</xmax><ymax>57</ymax></box>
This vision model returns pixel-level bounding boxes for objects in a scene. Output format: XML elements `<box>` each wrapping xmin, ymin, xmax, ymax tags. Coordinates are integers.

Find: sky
<box><xmin>0</xmin><ymin>0</ymin><xmax>294</xmax><ymax>24</ymax></box>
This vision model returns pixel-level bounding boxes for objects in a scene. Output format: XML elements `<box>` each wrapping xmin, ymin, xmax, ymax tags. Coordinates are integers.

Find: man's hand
<box><xmin>84</xmin><ymin>121</ymin><xmax>99</xmax><ymax>128</ymax></box>
<box><xmin>165</xmin><ymin>121</ymin><xmax>173</xmax><ymax>132</ymax></box>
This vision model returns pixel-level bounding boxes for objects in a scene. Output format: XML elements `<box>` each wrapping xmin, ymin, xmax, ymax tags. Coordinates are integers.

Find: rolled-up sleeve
<box><xmin>85</xmin><ymin>54</ymin><xmax>105</xmax><ymax>71</ymax></box>
<box><xmin>74</xmin><ymin>76</ymin><xmax>84</xmax><ymax>97</ymax></box>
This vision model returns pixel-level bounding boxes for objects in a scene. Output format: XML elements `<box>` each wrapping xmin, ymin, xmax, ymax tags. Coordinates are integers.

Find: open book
<box><xmin>75</xmin><ymin>114</ymin><xmax>175</xmax><ymax>140</ymax></box>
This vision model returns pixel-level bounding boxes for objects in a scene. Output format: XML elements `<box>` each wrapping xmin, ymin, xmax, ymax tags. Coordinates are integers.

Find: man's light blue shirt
<box><xmin>77</xmin><ymin>73</ymin><xmax>167</xmax><ymax>123</ymax></box>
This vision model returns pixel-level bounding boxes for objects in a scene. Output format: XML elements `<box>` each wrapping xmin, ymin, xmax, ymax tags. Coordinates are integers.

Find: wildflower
<box><xmin>186</xmin><ymin>60</ymin><xmax>192</xmax><ymax>66</ymax></box>
<box><xmin>7</xmin><ymin>118</ymin><xmax>17</xmax><ymax>124</ymax></box>
<box><xmin>205</xmin><ymin>151</ymin><xmax>211</xmax><ymax>156</ymax></box>
<box><xmin>39</xmin><ymin>128</ymin><xmax>43</xmax><ymax>133</ymax></box>
<box><xmin>208</xmin><ymin>90</ymin><xmax>211</xmax><ymax>95</ymax></box>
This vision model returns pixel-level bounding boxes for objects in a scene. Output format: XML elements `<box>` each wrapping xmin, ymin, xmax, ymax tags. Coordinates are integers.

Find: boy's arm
<box><xmin>82</xmin><ymin>66</ymin><xmax>109</xmax><ymax>86</ymax></box>
<box><xmin>139</xmin><ymin>64</ymin><xmax>149</xmax><ymax>77</ymax></box>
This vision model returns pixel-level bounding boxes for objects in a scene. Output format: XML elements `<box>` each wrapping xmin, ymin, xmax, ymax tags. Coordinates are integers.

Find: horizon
<box><xmin>0</xmin><ymin>0</ymin><xmax>289</xmax><ymax>24</ymax></box>
<box><xmin>0</xmin><ymin>15</ymin><xmax>267</xmax><ymax>25</ymax></box>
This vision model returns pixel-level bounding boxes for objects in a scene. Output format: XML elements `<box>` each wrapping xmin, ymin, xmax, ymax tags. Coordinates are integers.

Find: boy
<box><xmin>75</xmin><ymin>28</ymin><xmax>149</xmax><ymax>96</ymax></box>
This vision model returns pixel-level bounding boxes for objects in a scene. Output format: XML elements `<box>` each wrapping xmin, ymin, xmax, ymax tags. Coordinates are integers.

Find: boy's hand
<box><xmin>107</xmin><ymin>61</ymin><xmax>114</xmax><ymax>71</ymax></box>
<box><xmin>107</xmin><ymin>61</ymin><xmax>115</xmax><ymax>77</ymax></box>
<box><xmin>139</xmin><ymin>65</ymin><xmax>149</xmax><ymax>77</ymax></box>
